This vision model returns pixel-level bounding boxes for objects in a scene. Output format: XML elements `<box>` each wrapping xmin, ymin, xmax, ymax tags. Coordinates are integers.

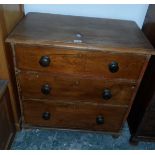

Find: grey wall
<box><xmin>24</xmin><ymin>4</ymin><xmax>149</xmax><ymax>28</ymax></box>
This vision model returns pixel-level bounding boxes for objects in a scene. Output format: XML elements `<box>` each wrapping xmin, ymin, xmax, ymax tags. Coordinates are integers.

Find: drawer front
<box><xmin>18</xmin><ymin>72</ymin><xmax>136</xmax><ymax>106</ymax></box>
<box><xmin>23</xmin><ymin>100</ymin><xmax>128</xmax><ymax>132</ymax></box>
<box><xmin>15</xmin><ymin>45</ymin><xmax>146</xmax><ymax>80</ymax></box>
<box><xmin>15</xmin><ymin>45</ymin><xmax>85</xmax><ymax>75</ymax></box>
<box><xmin>85</xmin><ymin>52</ymin><xmax>146</xmax><ymax>80</ymax></box>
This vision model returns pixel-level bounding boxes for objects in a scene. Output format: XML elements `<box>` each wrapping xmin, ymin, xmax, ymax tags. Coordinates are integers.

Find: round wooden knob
<box><xmin>42</xmin><ymin>112</ymin><xmax>51</xmax><ymax>120</ymax></box>
<box><xmin>109</xmin><ymin>61</ymin><xmax>119</xmax><ymax>73</ymax></box>
<box><xmin>102</xmin><ymin>89</ymin><xmax>112</xmax><ymax>100</ymax></box>
<box><xmin>39</xmin><ymin>56</ymin><xmax>51</xmax><ymax>67</ymax></box>
<box><xmin>96</xmin><ymin>115</ymin><xmax>104</xmax><ymax>125</ymax></box>
<box><xmin>41</xmin><ymin>84</ymin><xmax>51</xmax><ymax>95</ymax></box>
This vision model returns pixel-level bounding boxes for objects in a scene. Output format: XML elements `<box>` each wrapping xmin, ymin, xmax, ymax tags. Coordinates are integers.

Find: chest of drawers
<box><xmin>6</xmin><ymin>12</ymin><xmax>154</xmax><ymax>134</ymax></box>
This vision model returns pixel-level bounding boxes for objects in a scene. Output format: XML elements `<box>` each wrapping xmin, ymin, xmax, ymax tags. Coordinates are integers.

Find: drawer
<box><xmin>15</xmin><ymin>45</ymin><xmax>146</xmax><ymax>80</ymax></box>
<box><xmin>18</xmin><ymin>71</ymin><xmax>136</xmax><ymax>106</ymax></box>
<box><xmin>23</xmin><ymin>100</ymin><xmax>128</xmax><ymax>132</ymax></box>
<box><xmin>85</xmin><ymin>52</ymin><xmax>146</xmax><ymax>80</ymax></box>
<box><xmin>15</xmin><ymin>45</ymin><xmax>85</xmax><ymax>75</ymax></box>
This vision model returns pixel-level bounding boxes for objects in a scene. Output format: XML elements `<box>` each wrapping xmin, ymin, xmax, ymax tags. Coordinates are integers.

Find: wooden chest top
<box><xmin>6</xmin><ymin>12</ymin><xmax>154</xmax><ymax>55</ymax></box>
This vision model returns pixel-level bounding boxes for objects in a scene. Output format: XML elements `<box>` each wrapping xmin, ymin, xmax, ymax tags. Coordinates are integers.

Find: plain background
<box><xmin>24</xmin><ymin>4</ymin><xmax>149</xmax><ymax>28</ymax></box>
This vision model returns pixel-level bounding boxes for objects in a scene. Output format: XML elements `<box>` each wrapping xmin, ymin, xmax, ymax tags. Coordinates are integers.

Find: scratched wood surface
<box><xmin>18</xmin><ymin>71</ymin><xmax>136</xmax><ymax>106</ymax></box>
<box><xmin>23</xmin><ymin>99</ymin><xmax>128</xmax><ymax>132</ymax></box>
<box><xmin>6</xmin><ymin>12</ymin><xmax>154</xmax><ymax>55</ymax></box>
<box><xmin>6</xmin><ymin>12</ymin><xmax>154</xmax><ymax>133</ymax></box>
<box><xmin>15</xmin><ymin>45</ymin><xmax>147</xmax><ymax>80</ymax></box>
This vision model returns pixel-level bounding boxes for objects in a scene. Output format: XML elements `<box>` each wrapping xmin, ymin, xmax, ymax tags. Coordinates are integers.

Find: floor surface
<box><xmin>11</xmin><ymin>123</ymin><xmax>155</xmax><ymax>150</ymax></box>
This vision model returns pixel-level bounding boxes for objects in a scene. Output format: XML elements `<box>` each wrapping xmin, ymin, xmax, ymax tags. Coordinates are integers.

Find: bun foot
<box><xmin>129</xmin><ymin>136</ymin><xmax>139</xmax><ymax>145</ymax></box>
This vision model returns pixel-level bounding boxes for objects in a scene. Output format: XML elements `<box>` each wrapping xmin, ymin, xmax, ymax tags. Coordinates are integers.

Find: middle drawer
<box><xmin>18</xmin><ymin>71</ymin><xmax>136</xmax><ymax>106</ymax></box>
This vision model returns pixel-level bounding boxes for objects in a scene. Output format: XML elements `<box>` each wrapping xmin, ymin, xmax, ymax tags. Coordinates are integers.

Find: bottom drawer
<box><xmin>23</xmin><ymin>100</ymin><xmax>128</xmax><ymax>132</ymax></box>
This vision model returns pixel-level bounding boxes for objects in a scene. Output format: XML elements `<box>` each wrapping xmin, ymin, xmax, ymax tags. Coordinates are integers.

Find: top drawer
<box><xmin>15</xmin><ymin>45</ymin><xmax>146</xmax><ymax>80</ymax></box>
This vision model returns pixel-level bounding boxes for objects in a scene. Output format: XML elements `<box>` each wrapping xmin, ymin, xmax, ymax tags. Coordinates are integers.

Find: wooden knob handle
<box><xmin>109</xmin><ymin>61</ymin><xmax>119</xmax><ymax>73</ymax></box>
<box><xmin>42</xmin><ymin>112</ymin><xmax>51</xmax><ymax>120</ymax></box>
<box><xmin>96</xmin><ymin>115</ymin><xmax>104</xmax><ymax>125</ymax></box>
<box><xmin>39</xmin><ymin>56</ymin><xmax>51</xmax><ymax>67</ymax></box>
<box><xmin>102</xmin><ymin>89</ymin><xmax>112</xmax><ymax>100</ymax></box>
<box><xmin>41</xmin><ymin>84</ymin><xmax>51</xmax><ymax>95</ymax></box>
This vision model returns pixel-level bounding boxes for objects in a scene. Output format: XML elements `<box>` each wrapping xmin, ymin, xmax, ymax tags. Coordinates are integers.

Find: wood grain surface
<box><xmin>18</xmin><ymin>71</ymin><xmax>136</xmax><ymax>106</ymax></box>
<box><xmin>15</xmin><ymin>45</ymin><xmax>147</xmax><ymax>80</ymax></box>
<box><xmin>6</xmin><ymin>12</ymin><xmax>154</xmax><ymax>55</ymax></box>
<box><xmin>6</xmin><ymin>12</ymin><xmax>154</xmax><ymax>133</ymax></box>
<box><xmin>23</xmin><ymin>99</ymin><xmax>128</xmax><ymax>132</ymax></box>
